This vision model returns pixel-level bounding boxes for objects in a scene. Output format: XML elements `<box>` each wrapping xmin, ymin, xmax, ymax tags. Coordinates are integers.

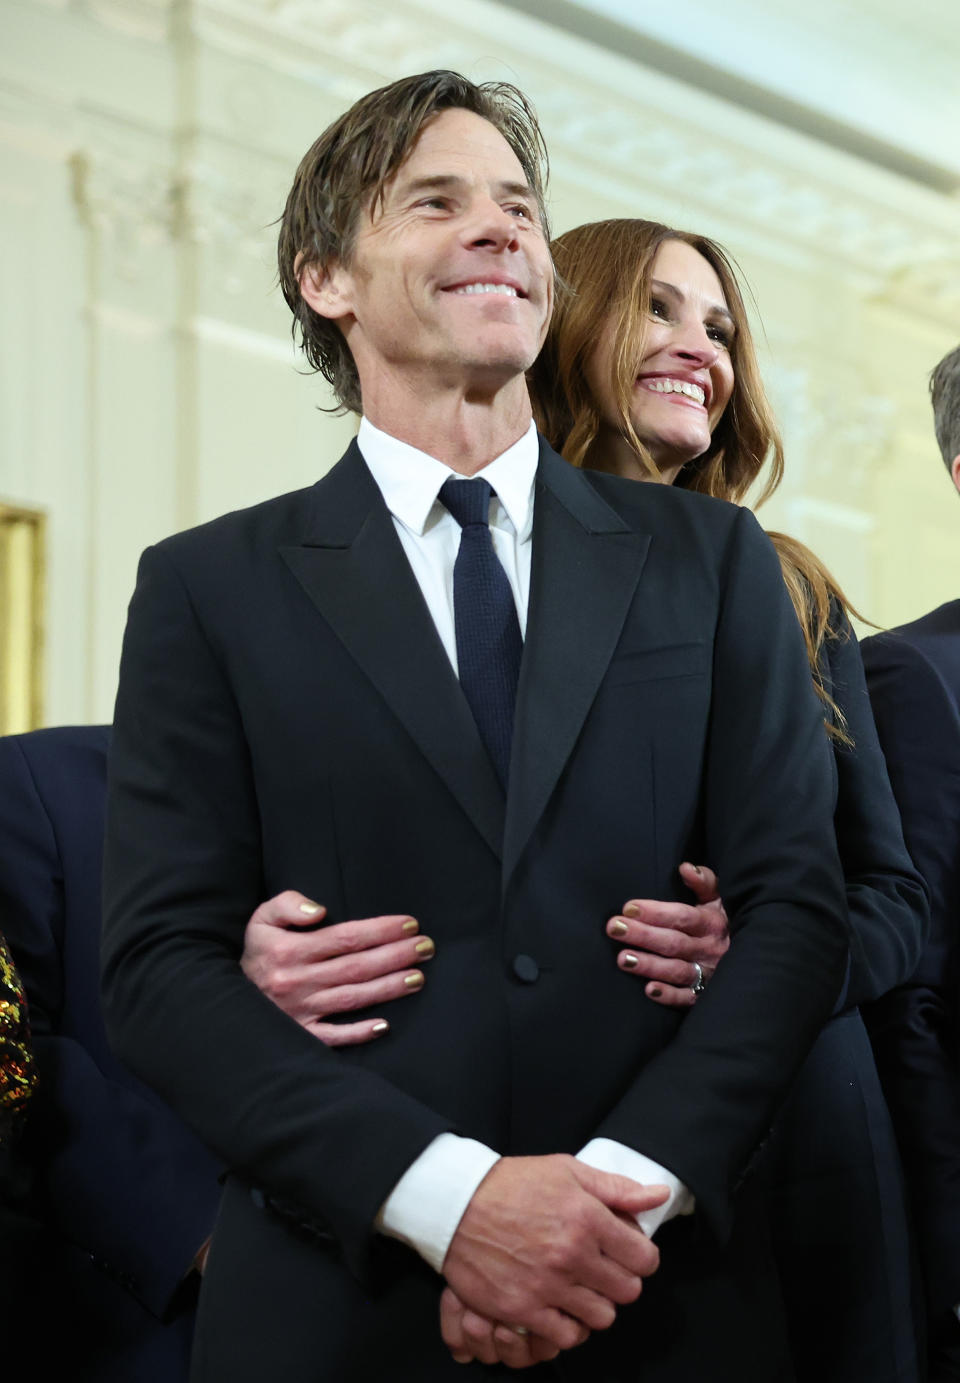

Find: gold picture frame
<box><xmin>0</xmin><ymin>503</ymin><xmax>46</xmax><ymax>734</ymax></box>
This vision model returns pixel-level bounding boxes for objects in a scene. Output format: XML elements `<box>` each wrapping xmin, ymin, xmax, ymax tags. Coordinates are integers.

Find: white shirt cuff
<box><xmin>577</xmin><ymin>1138</ymin><xmax>694</xmax><ymax>1238</ymax></box>
<box><xmin>375</xmin><ymin>1133</ymin><xmax>500</xmax><ymax>1273</ymax></box>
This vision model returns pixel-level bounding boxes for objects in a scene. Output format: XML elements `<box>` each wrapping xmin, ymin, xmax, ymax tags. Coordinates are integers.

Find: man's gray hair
<box><xmin>931</xmin><ymin>343</ymin><xmax>960</xmax><ymax>470</ymax></box>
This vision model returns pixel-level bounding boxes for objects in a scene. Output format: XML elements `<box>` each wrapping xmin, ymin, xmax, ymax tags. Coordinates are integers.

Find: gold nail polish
<box><xmin>404</xmin><ymin>971</ymin><xmax>424</xmax><ymax>989</ymax></box>
<box><xmin>372</xmin><ymin>1021</ymin><xmax>389</xmax><ymax>1034</ymax></box>
<box><xmin>298</xmin><ymin>902</ymin><xmax>321</xmax><ymax>915</ymax></box>
<box><xmin>623</xmin><ymin>902</ymin><xmax>640</xmax><ymax>919</ymax></box>
<box><xmin>609</xmin><ymin>919</ymin><xmax>628</xmax><ymax>938</ymax></box>
<box><xmin>401</xmin><ymin>918</ymin><xmax>419</xmax><ymax>935</ymax></box>
<box><xmin>415</xmin><ymin>938</ymin><xmax>435</xmax><ymax>958</ymax></box>
<box><xmin>622</xmin><ymin>953</ymin><xmax>639</xmax><ymax>969</ymax></box>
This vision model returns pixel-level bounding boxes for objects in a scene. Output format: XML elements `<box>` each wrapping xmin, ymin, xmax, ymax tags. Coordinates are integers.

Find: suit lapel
<box><xmin>280</xmin><ymin>444</ymin><xmax>505</xmax><ymax>859</ymax></box>
<box><xmin>504</xmin><ymin>445</ymin><xmax>651</xmax><ymax>889</ymax></box>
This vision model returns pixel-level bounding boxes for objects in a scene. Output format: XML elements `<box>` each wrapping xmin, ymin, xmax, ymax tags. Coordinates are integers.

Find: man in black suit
<box><xmin>0</xmin><ymin>727</ymin><xmax>220</xmax><ymax>1379</ymax></box>
<box><xmin>101</xmin><ymin>71</ymin><xmax>848</xmax><ymax>1380</ymax></box>
<box><xmin>862</xmin><ymin>344</ymin><xmax>960</xmax><ymax>1382</ymax></box>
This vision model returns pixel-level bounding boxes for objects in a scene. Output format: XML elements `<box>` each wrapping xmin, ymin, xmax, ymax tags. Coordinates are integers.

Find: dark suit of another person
<box><xmin>862</xmin><ymin>602</ymin><xmax>960</xmax><ymax>1380</ymax></box>
<box><xmin>0</xmin><ymin>727</ymin><xmax>221</xmax><ymax>1380</ymax></box>
<box><xmin>101</xmin><ymin>437</ymin><xmax>848</xmax><ymax>1382</ymax></box>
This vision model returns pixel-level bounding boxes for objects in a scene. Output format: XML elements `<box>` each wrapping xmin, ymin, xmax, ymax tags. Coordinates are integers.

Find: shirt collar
<box><xmin>357</xmin><ymin>417</ymin><xmax>539</xmax><ymax>539</ymax></box>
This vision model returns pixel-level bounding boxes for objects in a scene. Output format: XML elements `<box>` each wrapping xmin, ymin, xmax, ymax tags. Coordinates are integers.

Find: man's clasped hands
<box><xmin>236</xmin><ymin>866</ymin><xmax>729</xmax><ymax>1368</ymax></box>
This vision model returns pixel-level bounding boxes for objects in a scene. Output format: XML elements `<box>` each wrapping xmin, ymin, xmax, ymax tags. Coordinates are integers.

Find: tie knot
<box><xmin>439</xmin><ymin>477</ymin><xmax>494</xmax><ymax>530</ymax></box>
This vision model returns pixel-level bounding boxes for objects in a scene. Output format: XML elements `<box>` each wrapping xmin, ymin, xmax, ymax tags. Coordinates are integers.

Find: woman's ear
<box><xmin>295</xmin><ymin>252</ymin><xmax>354</xmax><ymax>321</ymax></box>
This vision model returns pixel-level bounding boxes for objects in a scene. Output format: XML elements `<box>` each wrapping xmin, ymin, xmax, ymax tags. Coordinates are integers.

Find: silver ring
<box><xmin>691</xmin><ymin>961</ymin><xmax>706</xmax><ymax>997</ymax></box>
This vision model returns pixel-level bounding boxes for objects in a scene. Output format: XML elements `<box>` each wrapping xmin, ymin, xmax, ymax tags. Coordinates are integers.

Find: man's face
<box><xmin>304</xmin><ymin>108</ymin><xmax>554</xmax><ymax>401</ymax></box>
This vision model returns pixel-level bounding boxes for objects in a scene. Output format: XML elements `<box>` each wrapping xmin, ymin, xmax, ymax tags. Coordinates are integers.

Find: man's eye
<box><xmin>506</xmin><ymin>204</ymin><xmax>532</xmax><ymax>219</ymax></box>
<box><xmin>419</xmin><ymin>197</ymin><xmax>449</xmax><ymax>210</ymax></box>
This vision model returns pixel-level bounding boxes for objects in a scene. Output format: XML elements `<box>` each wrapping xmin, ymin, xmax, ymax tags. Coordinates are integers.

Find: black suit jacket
<box><xmin>102</xmin><ymin>439</ymin><xmax>848</xmax><ymax>1380</ymax></box>
<box><xmin>862</xmin><ymin>603</ymin><xmax>960</xmax><ymax>1334</ymax></box>
<box><xmin>0</xmin><ymin>726</ymin><xmax>220</xmax><ymax>1380</ymax></box>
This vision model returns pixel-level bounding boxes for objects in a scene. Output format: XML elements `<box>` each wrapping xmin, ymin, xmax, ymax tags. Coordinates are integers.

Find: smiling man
<box><xmin>102</xmin><ymin>71</ymin><xmax>848</xmax><ymax>1380</ymax></box>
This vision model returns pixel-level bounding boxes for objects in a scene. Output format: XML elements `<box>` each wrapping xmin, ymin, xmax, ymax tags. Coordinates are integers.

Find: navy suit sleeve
<box><xmin>861</xmin><ymin>632</ymin><xmax>960</xmax><ymax>1318</ymax></box>
<box><xmin>824</xmin><ymin>618</ymin><xmax>928</xmax><ymax>1009</ymax></box>
<box><xmin>0</xmin><ymin>732</ymin><xmax>221</xmax><ymax>1319</ymax></box>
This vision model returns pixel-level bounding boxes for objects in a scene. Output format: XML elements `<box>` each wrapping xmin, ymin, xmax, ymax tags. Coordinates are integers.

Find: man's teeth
<box><xmin>452</xmin><ymin>283</ymin><xmax>518</xmax><ymax>296</ymax></box>
<box><xmin>645</xmin><ymin>378</ymin><xmax>705</xmax><ymax>405</ymax></box>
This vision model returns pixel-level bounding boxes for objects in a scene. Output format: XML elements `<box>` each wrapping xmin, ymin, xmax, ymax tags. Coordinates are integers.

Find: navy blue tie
<box><xmin>439</xmin><ymin>477</ymin><xmax>522</xmax><ymax>788</ymax></box>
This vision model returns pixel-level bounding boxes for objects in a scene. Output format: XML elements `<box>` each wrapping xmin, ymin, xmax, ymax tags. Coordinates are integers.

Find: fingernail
<box><xmin>622</xmin><ymin>953</ymin><xmax>639</xmax><ymax>970</ymax></box>
<box><xmin>415</xmin><ymin>938</ymin><xmax>435</xmax><ymax>958</ymax></box>
<box><xmin>298</xmin><ymin>902</ymin><xmax>321</xmax><ymax>915</ymax></box>
<box><xmin>404</xmin><ymin>971</ymin><xmax>424</xmax><ymax>989</ymax></box>
<box><xmin>372</xmin><ymin>1021</ymin><xmax>389</xmax><ymax>1035</ymax></box>
<box><xmin>623</xmin><ymin>902</ymin><xmax>640</xmax><ymax>919</ymax></box>
<box><xmin>609</xmin><ymin>919</ymin><xmax>628</xmax><ymax>938</ymax></box>
<box><xmin>401</xmin><ymin>918</ymin><xmax>419</xmax><ymax>935</ymax></box>
<box><xmin>649</xmin><ymin>984</ymin><xmax>662</xmax><ymax>997</ymax></box>
<box><xmin>452</xmin><ymin>1355</ymin><xmax>472</xmax><ymax>1365</ymax></box>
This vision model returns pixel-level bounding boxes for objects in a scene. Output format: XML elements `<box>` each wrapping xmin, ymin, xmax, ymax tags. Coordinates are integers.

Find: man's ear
<box><xmin>295</xmin><ymin>252</ymin><xmax>354</xmax><ymax>322</ymax></box>
<box><xmin>951</xmin><ymin>452</ymin><xmax>960</xmax><ymax>497</ymax></box>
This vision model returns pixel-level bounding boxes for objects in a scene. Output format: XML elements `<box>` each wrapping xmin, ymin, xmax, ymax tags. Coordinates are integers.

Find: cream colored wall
<box><xmin>1</xmin><ymin>0</ymin><xmax>958</xmax><ymax>726</ymax></box>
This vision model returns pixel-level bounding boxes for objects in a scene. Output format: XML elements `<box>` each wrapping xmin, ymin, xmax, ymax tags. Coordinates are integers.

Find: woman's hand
<box><xmin>606</xmin><ymin>863</ymin><xmax>729</xmax><ymax>1007</ymax></box>
<box><xmin>240</xmin><ymin>891</ymin><xmax>433</xmax><ymax>1045</ymax></box>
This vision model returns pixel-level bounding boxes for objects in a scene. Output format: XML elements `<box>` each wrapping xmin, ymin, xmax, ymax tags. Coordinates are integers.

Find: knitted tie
<box><xmin>439</xmin><ymin>477</ymin><xmax>522</xmax><ymax>787</ymax></box>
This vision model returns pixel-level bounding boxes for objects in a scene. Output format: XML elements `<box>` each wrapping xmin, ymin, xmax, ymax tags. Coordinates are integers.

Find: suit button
<box><xmin>512</xmin><ymin>954</ymin><xmax>539</xmax><ymax>983</ymax></box>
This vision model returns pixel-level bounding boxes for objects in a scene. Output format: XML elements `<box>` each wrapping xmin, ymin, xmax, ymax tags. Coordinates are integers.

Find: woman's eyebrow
<box><xmin>651</xmin><ymin>278</ymin><xmax>735</xmax><ymax>326</ymax></box>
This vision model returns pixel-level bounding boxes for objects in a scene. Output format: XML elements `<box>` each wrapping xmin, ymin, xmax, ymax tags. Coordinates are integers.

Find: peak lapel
<box><xmin>280</xmin><ymin>444</ymin><xmax>505</xmax><ymax>859</ymax></box>
<box><xmin>504</xmin><ymin>447</ymin><xmax>651</xmax><ymax>888</ymax></box>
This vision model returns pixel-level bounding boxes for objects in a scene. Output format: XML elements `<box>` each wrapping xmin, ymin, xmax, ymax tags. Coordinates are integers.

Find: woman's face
<box><xmin>585</xmin><ymin>239</ymin><xmax>736</xmax><ymax>482</ymax></box>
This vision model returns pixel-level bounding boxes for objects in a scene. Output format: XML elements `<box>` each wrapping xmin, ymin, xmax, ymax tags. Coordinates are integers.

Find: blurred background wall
<box><xmin>1</xmin><ymin>0</ymin><xmax>958</xmax><ymax>727</ymax></box>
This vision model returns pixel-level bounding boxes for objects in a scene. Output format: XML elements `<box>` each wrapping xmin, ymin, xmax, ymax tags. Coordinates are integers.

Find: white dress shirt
<box><xmin>357</xmin><ymin>416</ymin><xmax>693</xmax><ymax>1272</ymax></box>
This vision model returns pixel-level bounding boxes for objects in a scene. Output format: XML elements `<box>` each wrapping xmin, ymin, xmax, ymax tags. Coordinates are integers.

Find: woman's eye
<box><xmin>650</xmin><ymin>297</ymin><xmax>669</xmax><ymax>319</ymax></box>
<box><xmin>707</xmin><ymin>324</ymin><xmax>733</xmax><ymax>348</ymax></box>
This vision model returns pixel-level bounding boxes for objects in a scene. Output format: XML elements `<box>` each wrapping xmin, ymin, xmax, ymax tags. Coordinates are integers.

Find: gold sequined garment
<box><xmin>0</xmin><ymin>932</ymin><xmax>36</xmax><ymax>1145</ymax></box>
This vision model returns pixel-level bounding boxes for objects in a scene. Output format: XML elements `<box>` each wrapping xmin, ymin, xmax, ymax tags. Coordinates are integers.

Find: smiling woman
<box><xmin>532</xmin><ymin>217</ymin><xmax>780</xmax><ymax>502</ymax></box>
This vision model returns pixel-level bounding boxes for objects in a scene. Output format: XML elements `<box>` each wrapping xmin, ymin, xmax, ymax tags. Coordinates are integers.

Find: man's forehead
<box><xmin>386</xmin><ymin>108</ymin><xmax>527</xmax><ymax>197</ymax></box>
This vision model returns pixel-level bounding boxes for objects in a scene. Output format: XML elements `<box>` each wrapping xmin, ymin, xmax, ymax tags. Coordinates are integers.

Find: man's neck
<box><xmin>361</xmin><ymin>376</ymin><xmax>533</xmax><ymax>475</ymax></box>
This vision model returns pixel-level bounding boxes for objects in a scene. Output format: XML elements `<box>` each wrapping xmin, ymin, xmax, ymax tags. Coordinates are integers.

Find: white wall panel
<box><xmin>0</xmin><ymin>0</ymin><xmax>957</xmax><ymax>725</ymax></box>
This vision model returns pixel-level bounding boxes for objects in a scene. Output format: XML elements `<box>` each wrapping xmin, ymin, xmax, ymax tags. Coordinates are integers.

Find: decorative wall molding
<box><xmin>184</xmin><ymin>0</ymin><xmax>960</xmax><ymax>324</ymax></box>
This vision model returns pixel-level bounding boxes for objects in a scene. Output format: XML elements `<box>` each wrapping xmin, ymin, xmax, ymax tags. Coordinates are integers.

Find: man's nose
<box><xmin>462</xmin><ymin>200</ymin><xmax>521</xmax><ymax>251</ymax></box>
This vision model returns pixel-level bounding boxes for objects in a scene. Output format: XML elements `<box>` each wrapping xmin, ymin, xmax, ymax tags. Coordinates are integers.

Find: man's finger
<box><xmin>570</xmin><ymin>1161</ymin><xmax>670</xmax><ymax>1219</ymax></box>
<box><xmin>521</xmin><ymin>1307</ymin><xmax>592</xmax><ymax>1352</ymax></box>
<box><xmin>439</xmin><ymin>1287</ymin><xmax>475</xmax><ymax>1365</ymax></box>
<box><xmin>490</xmin><ymin>1323</ymin><xmax>557</xmax><ymax>1368</ymax></box>
<box><xmin>459</xmin><ymin>1308</ymin><xmax>501</xmax><ymax>1365</ymax></box>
